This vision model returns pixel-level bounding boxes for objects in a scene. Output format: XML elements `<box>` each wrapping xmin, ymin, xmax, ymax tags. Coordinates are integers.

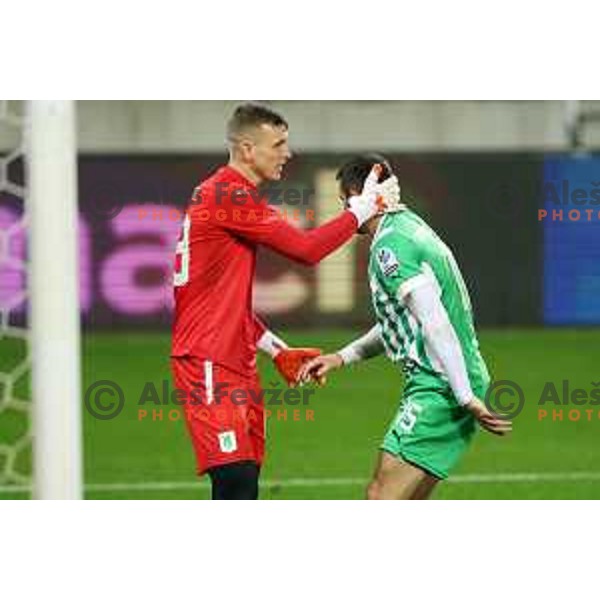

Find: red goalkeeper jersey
<box><xmin>171</xmin><ymin>165</ymin><xmax>357</xmax><ymax>378</ymax></box>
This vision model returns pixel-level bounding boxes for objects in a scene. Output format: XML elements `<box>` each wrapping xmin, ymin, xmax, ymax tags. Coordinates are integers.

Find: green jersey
<box><xmin>368</xmin><ymin>208</ymin><xmax>489</xmax><ymax>397</ymax></box>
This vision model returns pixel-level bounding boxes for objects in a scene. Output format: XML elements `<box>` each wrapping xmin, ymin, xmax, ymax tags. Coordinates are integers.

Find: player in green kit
<box><xmin>298</xmin><ymin>154</ymin><xmax>511</xmax><ymax>500</ymax></box>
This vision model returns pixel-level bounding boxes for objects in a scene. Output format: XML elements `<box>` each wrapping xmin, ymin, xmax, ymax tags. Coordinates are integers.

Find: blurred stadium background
<box><xmin>1</xmin><ymin>100</ymin><xmax>600</xmax><ymax>499</ymax></box>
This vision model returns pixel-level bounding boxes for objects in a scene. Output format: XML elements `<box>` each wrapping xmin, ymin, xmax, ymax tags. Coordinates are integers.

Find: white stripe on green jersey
<box><xmin>368</xmin><ymin>209</ymin><xmax>490</xmax><ymax>396</ymax></box>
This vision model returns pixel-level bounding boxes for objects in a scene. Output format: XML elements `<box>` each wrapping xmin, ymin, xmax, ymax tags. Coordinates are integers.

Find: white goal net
<box><xmin>0</xmin><ymin>100</ymin><xmax>30</xmax><ymax>491</ymax></box>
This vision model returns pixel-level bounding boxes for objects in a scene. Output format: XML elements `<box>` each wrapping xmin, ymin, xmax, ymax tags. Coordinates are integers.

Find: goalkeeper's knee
<box><xmin>208</xmin><ymin>461</ymin><xmax>260</xmax><ymax>500</ymax></box>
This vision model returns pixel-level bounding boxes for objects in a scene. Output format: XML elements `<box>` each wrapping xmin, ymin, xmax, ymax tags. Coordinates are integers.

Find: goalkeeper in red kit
<box><xmin>171</xmin><ymin>103</ymin><xmax>396</xmax><ymax>499</ymax></box>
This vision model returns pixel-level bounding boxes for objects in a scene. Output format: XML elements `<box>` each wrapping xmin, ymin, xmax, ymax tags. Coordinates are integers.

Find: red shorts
<box><xmin>171</xmin><ymin>356</ymin><xmax>265</xmax><ymax>474</ymax></box>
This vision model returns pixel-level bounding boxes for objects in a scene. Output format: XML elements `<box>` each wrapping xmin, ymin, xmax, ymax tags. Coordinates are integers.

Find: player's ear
<box><xmin>237</xmin><ymin>137</ymin><xmax>254</xmax><ymax>163</ymax></box>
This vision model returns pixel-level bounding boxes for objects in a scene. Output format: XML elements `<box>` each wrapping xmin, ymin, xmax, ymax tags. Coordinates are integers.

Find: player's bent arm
<box><xmin>404</xmin><ymin>281</ymin><xmax>475</xmax><ymax>406</ymax></box>
<box><xmin>337</xmin><ymin>324</ymin><xmax>385</xmax><ymax>365</ymax></box>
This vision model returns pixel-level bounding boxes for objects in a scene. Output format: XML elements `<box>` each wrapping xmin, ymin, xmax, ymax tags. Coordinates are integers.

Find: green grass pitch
<box><xmin>1</xmin><ymin>328</ymin><xmax>600</xmax><ymax>499</ymax></box>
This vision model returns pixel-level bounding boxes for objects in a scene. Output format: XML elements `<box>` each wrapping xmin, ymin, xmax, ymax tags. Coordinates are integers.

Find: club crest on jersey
<box><xmin>218</xmin><ymin>431</ymin><xmax>237</xmax><ymax>453</ymax></box>
<box><xmin>377</xmin><ymin>247</ymin><xmax>399</xmax><ymax>277</ymax></box>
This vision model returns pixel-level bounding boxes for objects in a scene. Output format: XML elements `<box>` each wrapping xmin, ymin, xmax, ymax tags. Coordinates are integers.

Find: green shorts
<box><xmin>381</xmin><ymin>368</ymin><xmax>482</xmax><ymax>480</ymax></box>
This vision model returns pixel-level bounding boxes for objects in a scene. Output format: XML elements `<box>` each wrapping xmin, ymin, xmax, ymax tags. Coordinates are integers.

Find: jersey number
<box><xmin>174</xmin><ymin>213</ymin><xmax>191</xmax><ymax>287</ymax></box>
<box><xmin>398</xmin><ymin>399</ymin><xmax>422</xmax><ymax>433</ymax></box>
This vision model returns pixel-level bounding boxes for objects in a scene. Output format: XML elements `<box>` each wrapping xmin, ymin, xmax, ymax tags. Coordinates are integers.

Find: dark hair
<box><xmin>335</xmin><ymin>153</ymin><xmax>393</xmax><ymax>198</ymax></box>
<box><xmin>227</xmin><ymin>103</ymin><xmax>288</xmax><ymax>142</ymax></box>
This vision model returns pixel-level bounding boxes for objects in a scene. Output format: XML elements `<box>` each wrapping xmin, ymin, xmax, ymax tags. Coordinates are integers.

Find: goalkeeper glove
<box><xmin>347</xmin><ymin>165</ymin><xmax>402</xmax><ymax>226</ymax></box>
<box><xmin>347</xmin><ymin>164</ymin><xmax>402</xmax><ymax>227</ymax></box>
<box><xmin>375</xmin><ymin>175</ymin><xmax>402</xmax><ymax>212</ymax></box>
<box><xmin>274</xmin><ymin>348</ymin><xmax>323</xmax><ymax>387</ymax></box>
<box><xmin>346</xmin><ymin>164</ymin><xmax>383</xmax><ymax>226</ymax></box>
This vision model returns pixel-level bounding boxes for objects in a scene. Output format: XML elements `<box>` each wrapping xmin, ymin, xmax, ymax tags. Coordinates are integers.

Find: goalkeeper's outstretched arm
<box><xmin>222</xmin><ymin>165</ymin><xmax>398</xmax><ymax>266</ymax></box>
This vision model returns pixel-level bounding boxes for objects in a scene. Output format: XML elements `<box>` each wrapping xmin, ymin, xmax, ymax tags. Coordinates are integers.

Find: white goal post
<box><xmin>27</xmin><ymin>101</ymin><xmax>82</xmax><ymax>499</ymax></box>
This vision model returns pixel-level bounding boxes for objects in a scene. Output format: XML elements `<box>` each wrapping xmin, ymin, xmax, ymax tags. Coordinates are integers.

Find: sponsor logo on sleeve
<box><xmin>377</xmin><ymin>247</ymin><xmax>400</xmax><ymax>277</ymax></box>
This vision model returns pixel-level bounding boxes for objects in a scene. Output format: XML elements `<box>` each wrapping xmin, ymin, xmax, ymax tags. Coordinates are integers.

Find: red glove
<box><xmin>274</xmin><ymin>348</ymin><xmax>322</xmax><ymax>386</ymax></box>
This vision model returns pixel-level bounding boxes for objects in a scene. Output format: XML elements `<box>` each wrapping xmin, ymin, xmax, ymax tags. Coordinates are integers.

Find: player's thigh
<box><xmin>171</xmin><ymin>357</ymin><xmax>263</xmax><ymax>473</ymax></box>
<box><xmin>367</xmin><ymin>451</ymin><xmax>439</xmax><ymax>500</ymax></box>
